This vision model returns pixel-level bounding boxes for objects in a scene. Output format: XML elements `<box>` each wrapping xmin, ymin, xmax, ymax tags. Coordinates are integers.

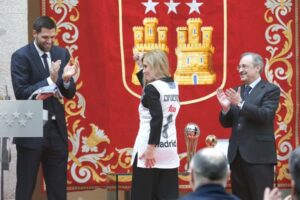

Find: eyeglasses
<box><xmin>236</xmin><ymin>64</ymin><xmax>253</xmax><ymax>71</ymax></box>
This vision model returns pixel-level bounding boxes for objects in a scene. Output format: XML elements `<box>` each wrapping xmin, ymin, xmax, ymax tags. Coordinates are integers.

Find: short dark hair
<box><xmin>193</xmin><ymin>148</ymin><xmax>228</xmax><ymax>181</ymax></box>
<box><xmin>33</xmin><ymin>16</ymin><xmax>56</xmax><ymax>33</ymax></box>
<box><xmin>290</xmin><ymin>147</ymin><xmax>300</xmax><ymax>200</ymax></box>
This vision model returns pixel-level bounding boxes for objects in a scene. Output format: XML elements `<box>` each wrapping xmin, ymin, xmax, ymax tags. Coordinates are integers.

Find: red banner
<box><xmin>41</xmin><ymin>0</ymin><xmax>299</xmax><ymax>190</ymax></box>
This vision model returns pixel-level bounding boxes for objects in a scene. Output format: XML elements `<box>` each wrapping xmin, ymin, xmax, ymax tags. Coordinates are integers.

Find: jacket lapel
<box><xmin>246</xmin><ymin>79</ymin><xmax>265</xmax><ymax>102</ymax></box>
<box><xmin>50</xmin><ymin>48</ymin><xmax>57</xmax><ymax>62</ymax></box>
<box><xmin>29</xmin><ymin>43</ymin><xmax>49</xmax><ymax>77</ymax></box>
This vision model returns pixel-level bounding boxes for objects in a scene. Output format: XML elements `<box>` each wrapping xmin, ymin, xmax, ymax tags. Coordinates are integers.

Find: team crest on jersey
<box><xmin>118</xmin><ymin>0</ymin><xmax>228</xmax><ymax>105</ymax></box>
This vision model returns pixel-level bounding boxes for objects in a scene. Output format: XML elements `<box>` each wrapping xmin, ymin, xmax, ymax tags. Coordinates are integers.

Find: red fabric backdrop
<box><xmin>41</xmin><ymin>0</ymin><xmax>299</xmax><ymax>190</ymax></box>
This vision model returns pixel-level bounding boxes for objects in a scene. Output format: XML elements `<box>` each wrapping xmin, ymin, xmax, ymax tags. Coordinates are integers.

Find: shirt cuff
<box><xmin>222</xmin><ymin>109</ymin><xmax>229</xmax><ymax>115</ymax></box>
<box><xmin>63</xmin><ymin>81</ymin><xmax>70</xmax><ymax>89</ymax></box>
<box><xmin>47</xmin><ymin>77</ymin><xmax>55</xmax><ymax>85</ymax></box>
<box><xmin>237</xmin><ymin>101</ymin><xmax>245</xmax><ymax>109</ymax></box>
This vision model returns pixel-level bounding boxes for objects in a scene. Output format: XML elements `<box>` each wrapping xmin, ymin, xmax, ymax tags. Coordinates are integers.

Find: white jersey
<box><xmin>131</xmin><ymin>80</ymin><xmax>180</xmax><ymax>168</ymax></box>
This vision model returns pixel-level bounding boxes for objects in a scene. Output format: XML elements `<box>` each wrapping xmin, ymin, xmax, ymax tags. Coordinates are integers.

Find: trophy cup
<box><xmin>205</xmin><ymin>134</ymin><xmax>218</xmax><ymax>147</ymax></box>
<box><xmin>184</xmin><ymin>123</ymin><xmax>200</xmax><ymax>171</ymax></box>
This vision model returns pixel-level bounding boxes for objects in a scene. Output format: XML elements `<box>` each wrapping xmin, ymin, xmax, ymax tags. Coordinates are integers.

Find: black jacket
<box><xmin>219</xmin><ymin>79</ymin><xmax>280</xmax><ymax>164</ymax></box>
<box><xmin>179</xmin><ymin>184</ymin><xmax>240</xmax><ymax>200</ymax></box>
<box><xmin>11</xmin><ymin>43</ymin><xmax>76</xmax><ymax>149</ymax></box>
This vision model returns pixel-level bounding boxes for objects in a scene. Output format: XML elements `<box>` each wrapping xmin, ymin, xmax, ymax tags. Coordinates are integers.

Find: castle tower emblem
<box><xmin>132</xmin><ymin>18</ymin><xmax>169</xmax><ymax>85</ymax></box>
<box><xmin>174</xmin><ymin>18</ymin><xmax>216</xmax><ymax>85</ymax></box>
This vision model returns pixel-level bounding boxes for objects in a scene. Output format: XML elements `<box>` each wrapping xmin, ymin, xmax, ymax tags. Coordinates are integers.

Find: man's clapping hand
<box><xmin>216</xmin><ymin>88</ymin><xmax>231</xmax><ymax>112</ymax></box>
<box><xmin>62</xmin><ymin>58</ymin><xmax>79</xmax><ymax>82</ymax></box>
<box><xmin>50</xmin><ymin>60</ymin><xmax>61</xmax><ymax>82</ymax></box>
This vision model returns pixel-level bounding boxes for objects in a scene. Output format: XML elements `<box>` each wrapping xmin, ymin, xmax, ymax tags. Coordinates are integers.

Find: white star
<box><xmin>25</xmin><ymin>111</ymin><xmax>34</xmax><ymax>120</ymax></box>
<box><xmin>12</xmin><ymin>112</ymin><xmax>20</xmax><ymax>119</ymax></box>
<box><xmin>186</xmin><ymin>0</ymin><xmax>203</xmax><ymax>14</ymax></box>
<box><xmin>18</xmin><ymin>118</ymin><xmax>27</xmax><ymax>127</ymax></box>
<box><xmin>142</xmin><ymin>0</ymin><xmax>159</xmax><ymax>14</ymax></box>
<box><xmin>0</xmin><ymin>113</ymin><xmax>7</xmax><ymax>119</ymax></box>
<box><xmin>165</xmin><ymin>0</ymin><xmax>180</xmax><ymax>14</ymax></box>
<box><xmin>5</xmin><ymin>118</ymin><xmax>14</xmax><ymax>127</ymax></box>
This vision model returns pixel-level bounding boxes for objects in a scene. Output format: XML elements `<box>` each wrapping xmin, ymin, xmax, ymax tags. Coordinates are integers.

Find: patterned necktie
<box><xmin>243</xmin><ymin>85</ymin><xmax>252</xmax><ymax>100</ymax></box>
<box><xmin>42</xmin><ymin>53</ymin><xmax>50</xmax><ymax>75</ymax></box>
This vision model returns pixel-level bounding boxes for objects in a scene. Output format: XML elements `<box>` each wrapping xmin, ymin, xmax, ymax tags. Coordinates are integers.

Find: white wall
<box><xmin>0</xmin><ymin>1</ymin><xmax>27</xmax><ymax>199</ymax></box>
<box><xmin>0</xmin><ymin>0</ymin><xmax>28</xmax><ymax>99</ymax></box>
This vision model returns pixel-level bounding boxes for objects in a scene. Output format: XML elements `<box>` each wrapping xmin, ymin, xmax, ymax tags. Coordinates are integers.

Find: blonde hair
<box><xmin>142</xmin><ymin>49</ymin><xmax>170</xmax><ymax>84</ymax></box>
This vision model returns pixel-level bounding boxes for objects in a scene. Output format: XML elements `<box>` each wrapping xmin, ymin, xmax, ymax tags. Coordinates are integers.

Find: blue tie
<box><xmin>243</xmin><ymin>85</ymin><xmax>252</xmax><ymax>100</ymax></box>
<box><xmin>42</xmin><ymin>53</ymin><xmax>50</xmax><ymax>75</ymax></box>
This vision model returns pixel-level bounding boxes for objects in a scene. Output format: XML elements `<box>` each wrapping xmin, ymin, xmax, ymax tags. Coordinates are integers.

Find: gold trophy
<box><xmin>184</xmin><ymin>123</ymin><xmax>200</xmax><ymax>171</ymax></box>
<box><xmin>205</xmin><ymin>134</ymin><xmax>218</xmax><ymax>147</ymax></box>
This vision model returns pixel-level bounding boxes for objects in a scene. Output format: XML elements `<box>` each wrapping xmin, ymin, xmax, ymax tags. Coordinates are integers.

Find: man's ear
<box><xmin>33</xmin><ymin>30</ymin><xmax>37</xmax><ymax>38</ymax></box>
<box><xmin>227</xmin><ymin>168</ymin><xmax>230</xmax><ymax>179</ymax></box>
<box><xmin>222</xmin><ymin>168</ymin><xmax>230</xmax><ymax>187</ymax></box>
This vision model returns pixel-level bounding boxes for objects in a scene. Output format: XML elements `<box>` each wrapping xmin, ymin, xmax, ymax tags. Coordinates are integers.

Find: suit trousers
<box><xmin>230</xmin><ymin>150</ymin><xmax>274</xmax><ymax>200</ymax></box>
<box><xmin>131</xmin><ymin>155</ymin><xmax>179</xmax><ymax>200</ymax></box>
<box><xmin>15</xmin><ymin>120</ymin><xmax>68</xmax><ymax>200</ymax></box>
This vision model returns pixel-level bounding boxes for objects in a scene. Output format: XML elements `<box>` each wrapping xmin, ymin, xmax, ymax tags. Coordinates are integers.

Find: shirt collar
<box><xmin>34</xmin><ymin>40</ymin><xmax>51</xmax><ymax>58</ymax></box>
<box><xmin>249</xmin><ymin>77</ymin><xmax>261</xmax><ymax>89</ymax></box>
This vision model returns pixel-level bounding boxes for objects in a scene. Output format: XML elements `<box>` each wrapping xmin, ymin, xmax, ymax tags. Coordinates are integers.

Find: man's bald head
<box><xmin>190</xmin><ymin>148</ymin><xmax>229</xmax><ymax>190</ymax></box>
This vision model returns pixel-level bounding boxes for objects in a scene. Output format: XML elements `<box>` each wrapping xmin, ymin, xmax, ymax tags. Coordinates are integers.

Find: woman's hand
<box><xmin>139</xmin><ymin>144</ymin><xmax>156</xmax><ymax>168</ymax></box>
<box><xmin>133</xmin><ymin>52</ymin><xmax>144</xmax><ymax>70</ymax></box>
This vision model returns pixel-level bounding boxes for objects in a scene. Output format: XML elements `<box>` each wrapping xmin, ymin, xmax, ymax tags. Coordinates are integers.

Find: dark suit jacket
<box><xmin>219</xmin><ymin>79</ymin><xmax>280</xmax><ymax>164</ymax></box>
<box><xmin>11</xmin><ymin>43</ymin><xmax>76</xmax><ymax>149</ymax></box>
<box><xmin>179</xmin><ymin>184</ymin><xmax>240</xmax><ymax>200</ymax></box>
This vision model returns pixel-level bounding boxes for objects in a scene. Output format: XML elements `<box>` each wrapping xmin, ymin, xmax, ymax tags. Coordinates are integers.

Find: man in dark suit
<box><xmin>11</xmin><ymin>16</ymin><xmax>78</xmax><ymax>200</ymax></box>
<box><xmin>179</xmin><ymin>147</ymin><xmax>240</xmax><ymax>200</ymax></box>
<box><xmin>216</xmin><ymin>52</ymin><xmax>280</xmax><ymax>200</ymax></box>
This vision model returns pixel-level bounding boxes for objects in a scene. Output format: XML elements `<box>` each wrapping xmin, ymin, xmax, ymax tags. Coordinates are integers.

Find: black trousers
<box><xmin>230</xmin><ymin>150</ymin><xmax>274</xmax><ymax>200</ymax></box>
<box><xmin>131</xmin><ymin>156</ymin><xmax>179</xmax><ymax>200</ymax></box>
<box><xmin>15</xmin><ymin>121</ymin><xmax>68</xmax><ymax>200</ymax></box>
